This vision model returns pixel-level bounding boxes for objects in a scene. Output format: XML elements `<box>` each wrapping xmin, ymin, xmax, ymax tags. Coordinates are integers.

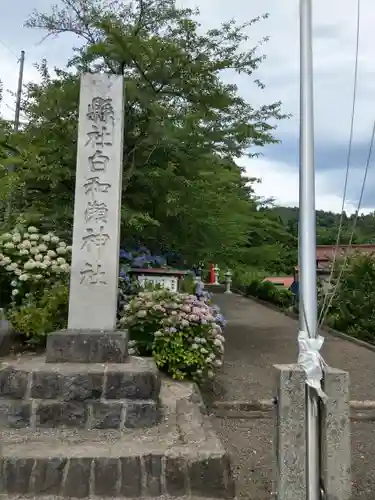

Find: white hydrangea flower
<box><xmin>29</xmin><ymin>233</ymin><xmax>40</xmax><ymax>241</ymax></box>
<box><xmin>58</xmin><ymin>241</ymin><xmax>67</xmax><ymax>248</ymax></box>
<box><xmin>34</xmin><ymin>254</ymin><xmax>43</xmax><ymax>261</ymax></box>
<box><xmin>11</xmin><ymin>280</ymin><xmax>17</xmax><ymax>287</ymax></box>
<box><xmin>23</xmin><ymin>232</ymin><xmax>29</xmax><ymax>239</ymax></box>
<box><xmin>4</xmin><ymin>242</ymin><xmax>15</xmax><ymax>249</ymax></box>
<box><xmin>42</xmin><ymin>234</ymin><xmax>51</xmax><ymax>242</ymax></box>
<box><xmin>30</xmin><ymin>247</ymin><xmax>38</xmax><ymax>255</ymax></box>
<box><xmin>66</xmin><ymin>245</ymin><xmax>72</xmax><ymax>252</ymax></box>
<box><xmin>51</xmin><ymin>260</ymin><xmax>57</xmax><ymax>265</ymax></box>
<box><xmin>9</xmin><ymin>262</ymin><xmax>18</xmax><ymax>270</ymax></box>
<box><xmin>21</xmin><ymin>240</ymin><xmax>31</xmax><ymax>249</ymax></box>
<box><xmin>56</xmin><ymin>247</ymin><xmax>67</xmax><ymax>255</ymax></box>
<box><xmin>5</xmin><ymin>265</ymin><xmax>12</xmax><ymax>271</ymax></box>
<box><xmin>38</xmin><ymin>243</ymin><xmax>47</xmax><ymax>252</ymax></box>
<box><xmin>24</xmin><ymin>261</ymin><xmax>36</xmax><ymax>271</ymax></box>
<box><xmin>60</xmin><ymin>263</ymin><xmax>70</xmax><ymax>272</ymax></box>
<box><xmin>12</xmin><ymin>233</ymin><xmax>21</xmax><ymax>243</ymax></box>
<box><xmin>19</xmin><ymin>249</ymin><xmax>29</xmax><ymax>256</ymax></box>
<box><xmin>30</xmin><ymin>241</ymin><xmax>38</xmax><ymax>247</ymax></box>
<box><xmin>50</xmin><ymin>235</ymin><xmax>60</xmax><ymax>244</ymax></box>
<box><xmin>34</xmin><ymin>274</ymin><xmax>43</xmax><ymax>280</ymax></box>
<box><xmin>0</xmin><ymin>260</ymin><xmax>6</xmax><ymax>267</ymax></box>
<box><xmin>47</xmin><ymin>250</ymin><xmax>56</xmax><ymax>258</ymax></box>
<box><xmin>19</xmin><ymin>273</ymin><xmax>29</xmax><ymax>281</ymax></box>
<box><xmin>56</xmin><ymin>257</ymin><xmax>66</xmax><ymax>265</ymax></box>
<box><xmin>11</xmin><ymin>289</ymin><xmax>19</xmax><ymax>296</ymax></box>
<box><xmin>39</xmin><ymin>262</ymin><xmax>48</xmax><ymax>270</ymax></box>
<box><xmin>28</xmin><ymin>226</ymin><xmax>38</xmax><ymax>233</ymax></box>
<box><xmin>1</xmin><ymin>233</ymin><xmax>12</xmax><ymax>240</ymax></box>
<box><xmin>14</xmin><ymin>269</ymin><xmax>21</xmax><ymax>276</ymax></box>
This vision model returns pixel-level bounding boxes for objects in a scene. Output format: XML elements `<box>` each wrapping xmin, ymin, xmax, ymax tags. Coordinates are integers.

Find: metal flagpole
<box><xmin>299</xmin><ymin>1</ymin><xmax>321</xmax><ymax>500</ymax></box>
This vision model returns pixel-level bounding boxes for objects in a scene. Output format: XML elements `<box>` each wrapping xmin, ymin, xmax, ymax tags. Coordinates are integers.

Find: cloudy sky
<box><xmin>1</xmin><ymin>0</ymin><xmax>375</xmax><ymax>214</ymax></box>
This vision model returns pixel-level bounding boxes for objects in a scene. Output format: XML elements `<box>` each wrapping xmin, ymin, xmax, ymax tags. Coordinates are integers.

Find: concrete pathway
<box><xmin>205</xmin><ymin>293</ymin><xmax>375</xmax><ymax>500</ymax></box>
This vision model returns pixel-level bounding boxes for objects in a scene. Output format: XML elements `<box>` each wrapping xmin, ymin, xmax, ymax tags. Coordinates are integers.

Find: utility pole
<box><xmin>5</xmin><ymin>50</ymin><xmax>25</xmax><ymax>221</ymax></box>
<box><xmin>13</xmin><ymin>50</ymin><xmax>25</xmax><ymax>134</ymax></box>
<box><xmin>299</xmin><ymin>1</ymin><xmax>320</xmax><ymax>500</ymax></box>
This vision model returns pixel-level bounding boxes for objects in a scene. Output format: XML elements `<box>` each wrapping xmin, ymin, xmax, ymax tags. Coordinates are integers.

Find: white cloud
<box><xmin>240</xmin><ymin>156</ymin><xmax>374</xmax><ymax>215</ymax></box>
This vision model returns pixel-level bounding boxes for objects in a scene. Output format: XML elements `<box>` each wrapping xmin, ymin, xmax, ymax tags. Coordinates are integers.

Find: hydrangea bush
<box><xmin>0</xmin><ymin>226</ymin><xmax>72</xmax><ymax>305</ymax></box>
<box><xmin>119</xmin><ymin>289</ymin><xmax>226</xmax><ymax>382</ymax></box>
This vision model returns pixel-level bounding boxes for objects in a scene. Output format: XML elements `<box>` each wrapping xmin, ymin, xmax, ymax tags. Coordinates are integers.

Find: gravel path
<box><xmin>204</xmin><ymin>293</ymin><xmax>375</xmax><ymax>500</ymax></box>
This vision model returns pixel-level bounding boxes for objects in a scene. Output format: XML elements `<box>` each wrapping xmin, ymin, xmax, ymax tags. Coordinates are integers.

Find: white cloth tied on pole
<box><xmin>298</xmin><ymin>329</ymin><xmax>328</xmax><ymax>404</ymax></box>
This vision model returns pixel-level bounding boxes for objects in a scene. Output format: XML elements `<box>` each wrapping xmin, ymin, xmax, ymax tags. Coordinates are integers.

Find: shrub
<box><xmin>231</xmin><ymin>266</ymin><xmax>268</xmax><ymax>293</ymax></box>
<box><xmin>8</xmin><ymin>282</ymin><xmax>69</xmax><ymax>346</ymax></box>
<box><xmin>326</xmin><ymin>255</ymin><xmax>375</xmax><ymax>344</ymax></box>
<box><xmin>119</xmin><ymin>289</ymin><xmax>225</xmax><ymax>382</ymax></box>
<box><xmin>245</xmin><ymin>279</ymin><xmax>294</xmax><ymax>308</ymax></box>
<box><xmin>0</xmin><ymin>226</ymin><xmax>71</xmax><ymax>307</ymax></box>
<box><xmin>180</xmin><ymin>273</ymin><xmax>196</xmax><ymax>294</ymax></box>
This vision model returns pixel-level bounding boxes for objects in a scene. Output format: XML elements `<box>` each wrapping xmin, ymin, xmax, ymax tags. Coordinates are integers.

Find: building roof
<box><xmin>316</xmin><ymin>244</ymin><xmax>375</xmax><ymax>261</ymax></box>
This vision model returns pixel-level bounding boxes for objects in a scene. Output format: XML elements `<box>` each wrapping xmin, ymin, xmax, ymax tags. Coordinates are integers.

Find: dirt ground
<box><xmin>203</xmin><ymin>293</ymin><xmax>375</xmax><ymax>500</ymax></box>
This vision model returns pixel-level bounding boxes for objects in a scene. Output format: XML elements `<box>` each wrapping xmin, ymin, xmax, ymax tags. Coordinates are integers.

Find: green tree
<box><xmin>0</xmin><ymin>0</ymin><xmax>288</xmax><ymax>267</ymax></box>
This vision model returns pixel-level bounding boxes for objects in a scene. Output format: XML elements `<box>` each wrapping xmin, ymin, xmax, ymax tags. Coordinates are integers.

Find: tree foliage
<box><xmin>266</xmin><ymin>206</ymin><xmax>375</xmax><ymax>245</ymax></box>
<box><xmin>327</xmin><ymin>255</ymin><xmax>375</xmax><ymax>343</ymax></box>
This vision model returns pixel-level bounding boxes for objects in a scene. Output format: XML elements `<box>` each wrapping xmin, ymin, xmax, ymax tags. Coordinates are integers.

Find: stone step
<box><xmin>0</xmin><ymin>397</ymin><xmax>160</xmax><ymax>429</ymax></box>
<box><xmin>0</xmin><ymin>496</ymin><xmax>223</xmax><ymax>500</ymax></box>
<box><xmin>0</xmin><ymin>382</ymin><xmax>234</xmax><ymax>498</ymax></box>
<box><xmin>0</xmin><ymin>355</ymin><xmax>160</xmax><ymax>401</ymax></box>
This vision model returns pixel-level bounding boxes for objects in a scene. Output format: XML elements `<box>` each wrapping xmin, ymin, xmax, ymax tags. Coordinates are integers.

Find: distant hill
<box><xmin>261</xmin><ymin>206</ymin><xmax>375</xmax><ymax>245</ymax></box>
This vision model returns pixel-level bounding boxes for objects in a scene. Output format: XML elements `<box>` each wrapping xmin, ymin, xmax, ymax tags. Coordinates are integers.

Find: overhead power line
<box><xmin>318</xmin><ymin>0</ymin><xmax>361</xmax><ymax>325</ymax></box>
<box><xmin>0</xmin><ymin>38</ymin><xmax>19</xmax><ymax>60</ymax></box>
<box><xmin>319</xmin><ymin>119</ymin><xmax>375</xmax><ymax>329</ymax></box>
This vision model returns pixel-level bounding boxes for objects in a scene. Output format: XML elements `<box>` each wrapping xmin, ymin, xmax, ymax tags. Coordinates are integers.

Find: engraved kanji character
<box><xmin>81</xmin><ymin>226</ymin><xmax>110</xmax><ymax>251</ymax></box>
<box><xmin>85</xmin><ymin>123</ymin><xmax>113</xmax><ymax>148</ymax></box>
<box><xmin>84</xmin><ymin>201</ymin><xmax>108</xmax><ymax>224</ymax></box>
<box><xmin>83</xmin><ymin>177</ymin><xmax>111</xmax><ymax>199</ymax></box>
<box><xmin>80</xmin><ymin>262</ymin><xmax>107</xmax><ymax>285</ymax></box>
<box><xmin>87</xmin><ymin>97</ymin><xmax>114</xmax><ymax>124</ymax></box>
<box><xmin>88</xmin><ymin>150</ymin><xmax>109</xmax><ymax>172</ymax></box>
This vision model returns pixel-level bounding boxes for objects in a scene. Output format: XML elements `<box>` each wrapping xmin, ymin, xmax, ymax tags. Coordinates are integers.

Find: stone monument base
<box><xmin>0</xmin><ymin>377</ymin><xmax>234</xmax><ymax>499</ymax></box>
<box><xmin>0</xmin><ymin>329</ymin><xmax>234</xmax><ymax>498</ymax></box>
<box><xmin>45</xmin><ymin>329</ymin><xmax>128</xmax><ymax>363</ymax></box>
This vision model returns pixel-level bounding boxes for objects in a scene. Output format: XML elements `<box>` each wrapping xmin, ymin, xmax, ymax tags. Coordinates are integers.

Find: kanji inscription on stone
<box><xmin>68</xmin><ymin>73</ymin><xmax>124</xmax><ymax>331</ymax></box>
<box><xmin>84</xmin><ymin>201</ymin><xmax>108</xmax><ymax>224</ymax></box>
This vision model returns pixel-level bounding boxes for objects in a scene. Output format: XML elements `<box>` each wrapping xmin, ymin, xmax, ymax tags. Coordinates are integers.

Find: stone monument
<box><xmin>45</xmin><ymin>73</ymin><xmax>129</xmax><ymax>363</ymax></box>
<box><xmin>68</xmin><ymin>73</ymin><xmax>123</xmax><ymax>331</ymax></box>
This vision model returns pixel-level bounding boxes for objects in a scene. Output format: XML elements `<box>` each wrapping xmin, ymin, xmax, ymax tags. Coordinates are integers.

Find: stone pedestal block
<box><xmin>273</xmin><ymin>364</ymin><xmax>306</xmax><ymax>500</ymax></box>
<box><xmin>321</xmin><ymin>366</ymin><xmax>351</xmax><ymax>500</ymax></box>
<box><xmin>0</xmin><ymin>319</ymin><xmax>14</xmax><ymax>356</ymax></box>
<box><xmin>46</xmin><ymin>329</ymin><xmax>128</xmax><ymax>363</ymax></box>
<box><xmin>273</xmin><ymin>364</ymin><xmax>351</xmax><ymax>500</ymax></box>
<box><xmin>0</xmin><ymin>356</ymin><xmax>161</xmax><ymax>429</ymax></box>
